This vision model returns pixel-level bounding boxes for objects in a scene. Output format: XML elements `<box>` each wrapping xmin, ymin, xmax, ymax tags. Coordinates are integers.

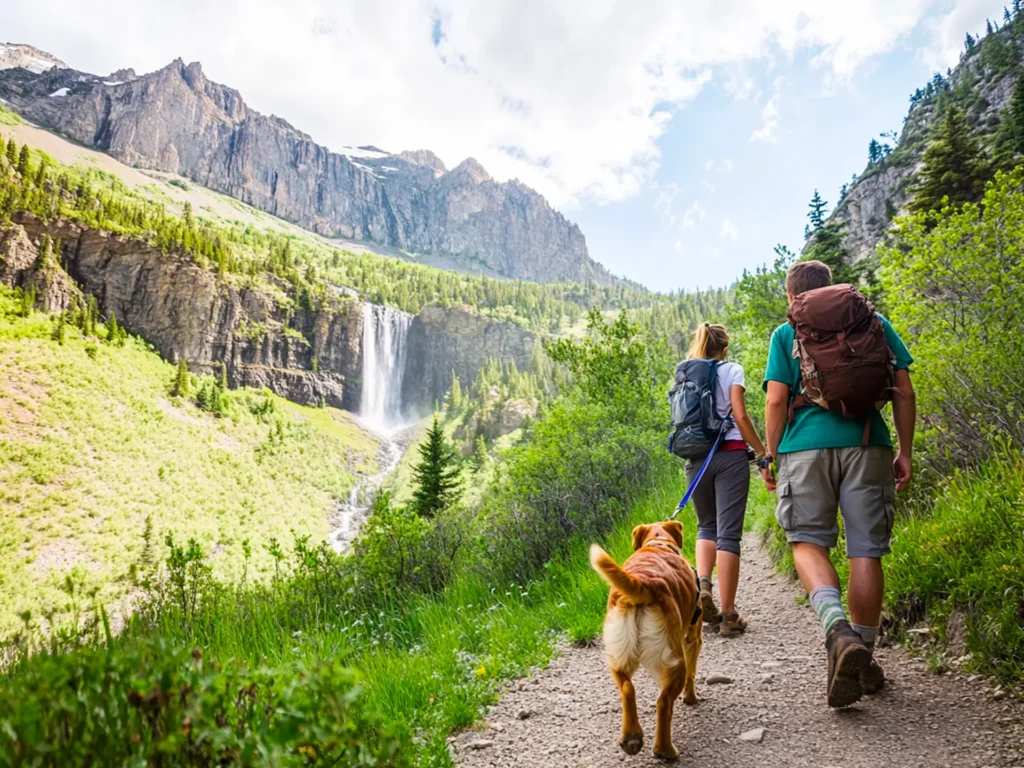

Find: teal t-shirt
<box><xmin>762</xmin><ymin>315</ymin><xmax>913</xmax><ymax>454</ymax></box>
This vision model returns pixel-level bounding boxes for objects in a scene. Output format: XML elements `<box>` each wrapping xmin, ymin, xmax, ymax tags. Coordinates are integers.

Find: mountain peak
<box><xmin>451</xmin><ymin>157</ymin><xmax>491</xmax><ymax>183</ymax></box>
<box><xmin>397</xmin><ymin>149</ymin><xmax>447</xmax><ymax>173</ymax></box>
<box><xmin>0</xmin><ymin>43</ymin><xmax>65</xmax><ymax>74</ymax></box>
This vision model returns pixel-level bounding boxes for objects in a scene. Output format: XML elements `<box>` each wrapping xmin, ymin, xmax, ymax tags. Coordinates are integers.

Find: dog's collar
<box><xmin>644</xmin><ymin>538</ymin><xmax>681</xmax><ymax>555</ymax></box>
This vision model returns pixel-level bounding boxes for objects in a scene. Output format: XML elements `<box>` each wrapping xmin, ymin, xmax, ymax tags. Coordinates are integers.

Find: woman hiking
<box><xmin>684</xmin><ymin>323</ymin><xmax>768</xmax><ymax>636</ymax></box>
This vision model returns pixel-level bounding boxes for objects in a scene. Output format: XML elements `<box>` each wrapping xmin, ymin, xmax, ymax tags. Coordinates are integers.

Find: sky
<box><xmin>3</xmin><ymin>0</ymin><xmax>1009</xmax><ymax>290</ymax></box>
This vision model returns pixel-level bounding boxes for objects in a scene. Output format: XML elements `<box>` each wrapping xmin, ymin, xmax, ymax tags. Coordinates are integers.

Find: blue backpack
<box><xmin>667</xmin><ymin>359</ymin><xmax>731</xmax><ymax>460</ymax></box>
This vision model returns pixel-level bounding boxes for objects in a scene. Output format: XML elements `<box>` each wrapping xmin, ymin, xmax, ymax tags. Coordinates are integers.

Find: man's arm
<box><xmin>763</xmin><ymin>380</ymin><xmax>790</xmax><ymax>491</ymax></box>
<box><xmin>891</xmin><ymin>369</ymin><xmax>916</xmax><ymax>492</ymax></box>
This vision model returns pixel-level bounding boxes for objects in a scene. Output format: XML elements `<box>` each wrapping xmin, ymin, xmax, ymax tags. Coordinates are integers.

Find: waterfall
<box><xmin>359</xmin><ymin>303</ymin><xmax>411</xmax><ymax>431</ymax></box>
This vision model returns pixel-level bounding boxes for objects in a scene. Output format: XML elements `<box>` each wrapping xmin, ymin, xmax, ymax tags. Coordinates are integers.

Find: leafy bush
<box><xmin>479</xmin><ymin>310</ymin><xmax>673</xmax><ymax>583</ymax></box>
<box><xmin>881</xmin><ymin>168</ymin><xmax>1024</xmax><ymax>469</ymax></box>
<box><xmin>885</xmin><ymin>448</ymin><xmax>1024</xmax><ymax>682</ymax></box>
<box><xmin>0</xmin><ymin>639</ymin><xmax>404</xmax><ymax>767</ymax></box>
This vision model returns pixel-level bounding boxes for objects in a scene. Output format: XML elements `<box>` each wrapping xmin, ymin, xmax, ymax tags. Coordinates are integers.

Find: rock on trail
<box><xmin>457</xmin><ymin>536</ymin><xmax>1024</xmax><ymax>767</ymax></box>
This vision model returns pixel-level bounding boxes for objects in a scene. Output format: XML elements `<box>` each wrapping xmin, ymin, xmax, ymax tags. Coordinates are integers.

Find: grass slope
<box><xmin>0</xmin><ymin>289</ymin><xmax>378</xmax><ymax>634</ymax></box>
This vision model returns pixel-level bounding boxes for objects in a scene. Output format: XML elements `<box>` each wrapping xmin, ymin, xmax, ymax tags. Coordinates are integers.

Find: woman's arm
<box><xmin>729</xmin><ymin>384</ymin><xmax>767</xmax><ymax>457</ymax></box>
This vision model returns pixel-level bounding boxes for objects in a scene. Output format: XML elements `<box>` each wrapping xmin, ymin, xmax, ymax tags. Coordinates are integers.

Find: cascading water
<box><xmin>358</xmin><ymin>303</ymin><xmax>411</xmax><ymax>431</ymax></box>
<box><xmin>328</xmin><ymin>302</ymin><xmax>413</xmax><ymax>552</ymax></box>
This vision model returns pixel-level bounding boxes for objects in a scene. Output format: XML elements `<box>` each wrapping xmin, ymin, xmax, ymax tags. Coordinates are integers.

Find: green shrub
<box><xmin>882</xmin><ymin>168</ymin><xmax>1024</xmax><ymax>470</ymax></box>
<box><xmin>885</xmin><ymin>448</ymin><xmax>1024</xmax><ymax>682</ymax></box>
<box><xmin>0</xmin><ymin>639</ymin><xmax>404</xmax><ymax>767</ymax></box>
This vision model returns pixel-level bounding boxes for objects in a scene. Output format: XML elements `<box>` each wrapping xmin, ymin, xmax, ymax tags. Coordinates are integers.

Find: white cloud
<box><xmin>3</xmin><ymin>0</ymin><xmax>943</xmax><ymax>208</ymax></box>
<box><xmin>922</xmin><ymin>1</ymin><xmax>1002</xmax><ymax>73</ymax></box>
<box><xmin>751</xmin><ymin>77</ymin><xmax>786</xmax><ymax>142</ymax></box>
<box><xmin>720</xmin><ymin>218</ymin><xmax>739</xmax><ymax>242</ymax></box>
<box><xmin>682</xmin><ymin>201</ymin><xmax>706</xmax><ymax>229</ymax></box>
<box><xmin>723</xmin><ymin>158</ymin><xmax>735</xmax><ymax>172</ymax></box>
<box><xmin>701</xmin><ymin>179</ymin><xmax>716</xmax><ymax>194</ymax></box>
<box><xmin>673</xmin><ymin>239</ymin><xmax>686</xmax><ymax>254</ymax></box>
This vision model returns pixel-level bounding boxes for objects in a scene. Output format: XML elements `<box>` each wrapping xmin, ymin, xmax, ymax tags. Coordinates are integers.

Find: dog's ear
<box><xmin>662</xmin><ymin>520</ymin><xmax>684</xmax><ymax>549</ymax></box>
<box><xmin>631</xmin><ymin>524</ymin><xmax>651</xmax><ymax>551</ymax></box>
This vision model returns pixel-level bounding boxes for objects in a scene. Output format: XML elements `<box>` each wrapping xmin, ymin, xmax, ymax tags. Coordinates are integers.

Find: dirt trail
<box><xmin>456</xmin><ymin>536</ymin><xmax>1024</xmax><ymax>768</ymax></box>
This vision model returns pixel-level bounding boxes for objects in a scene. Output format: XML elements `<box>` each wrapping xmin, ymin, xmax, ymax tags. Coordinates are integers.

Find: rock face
<box><xmin>820</xmin><ymin>32</ymin><xmax>1021</xmax><ymax>262</ymax></box>
<box><xmin>2</xmin><ymin>215</ymin><xmax>536</xmax><ymax>416</ymax></box>
<box><xmin>0</xmin><ymin>57</ymin><xmax>614</xmax><ymax>285</ymax></box>
<box><xmin>0</xmin><ymin>43</ymin><xmax>65</xmax><ymax>74</ymax></box>
<box><xmin>402</xmin><ymin>305</ymin><xmax>535</xmax><ymax>409</ymax></box>
<box><xmin>11</xmin><ymin>213</ymin><xmax>361</xmax><ymax>409</ymax></box>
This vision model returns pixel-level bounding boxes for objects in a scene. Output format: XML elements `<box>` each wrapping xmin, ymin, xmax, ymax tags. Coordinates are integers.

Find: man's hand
<box><xmin>760</xmin><ymin>467</ymin><xmax>776</xmax><ymax>492</ymax></box>
<box><xmin>894</xmin><ymin>452</ymin><xmax>912</xmax><ymax>492</ymax></box>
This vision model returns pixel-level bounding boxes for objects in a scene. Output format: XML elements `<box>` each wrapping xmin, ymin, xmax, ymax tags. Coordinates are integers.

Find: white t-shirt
<box><xmin>714</xmin><ymin>361</ymin><xmax>745</xmax><ymax>442</ymax></box>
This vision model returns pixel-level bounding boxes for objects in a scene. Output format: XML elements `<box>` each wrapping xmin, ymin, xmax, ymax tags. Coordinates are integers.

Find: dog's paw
<box><xmin>683</xmin><ymin>692</ymin><xmax>701</xmax><ymax>705</ymax></box>
<box><xmin>653</xmin><ymin>744</ymin><xmax>679</xmax><ymax>761</ymax></box>
<box><xmin>619</xmin><ymin>732</ymin><xmax>644</xmax><ymax>756</ymax></box>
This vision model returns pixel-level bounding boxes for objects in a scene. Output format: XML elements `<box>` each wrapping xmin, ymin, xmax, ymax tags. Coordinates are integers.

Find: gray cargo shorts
<box><xmin>775</xmin><ymin>447</ymin><xmax>896</xmax><ymax>558</ymax></box>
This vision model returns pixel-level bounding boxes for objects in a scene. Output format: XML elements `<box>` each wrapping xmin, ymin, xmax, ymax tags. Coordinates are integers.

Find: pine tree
<box><xmin>174</xmin><ymin>359</ymin><xmax>190</xmax><ymax>397</ymax></box>
<box><xmin>808</xmin><ymin>190</ymin><xmax>828</xmax><ymax>231</ymax></box>
<box><xmin>107</xmin><ymin>311</ymin><xmax>120</xmax><ymax>344</ymax></box>
<box><xmin>410</xmin><ymin>414</ymin><xmax>462</xmax><ymax>518</ymax></box>
<box><xmin>219</xmin><ymin>361</ymin><xmax>228</xmax><ymax>390</ymax></box>
<box><xmin>448</xmin><ymin>370</ymin><xmax>463</xmax><ymax>410</ymax></box>
<box><xmin>16</xmin><ymin>145</ymin><xmax>30</xmax><ymax>176</ymax></box>
<box><xmin>910</xmin><ymin>107</ymin><xmax>989</xmax><ymax>215</ymax></box>
<box><xmin>1005</xmin><ymin>7</ymin><xmax>1013</xmax><ymax>25</ymax></box>
<box><xmin>471</xmin><ymin>434</ymin><xmax>488</xmax><ymax>472</ymax></box>
<box><xmin>5</xmin><ymin>139</ymin><xmax>16</xmax><ymax>166</ymax></box>
<box><xmin>34</xmin><ymin>158</ymin><xmax>48</xmax><ymax>187</ymax></box>
<box><xmin>0</xmin><ymin>135</ymin><xmax>5</xmax><ymax>164</ymax></box>
<box><xmin>51</xmin><ymin>312</ymin><xmax>66</xmax><ymax>345</ymax></box>
<box><xmin>868</xmin><ymin>139</ymin><xmax>883</xmax><ymax>164</ymax></box>
<box><xmin>183</xmin><ymin>201</ymin><xmax>194</xmax><ymax>229</ymax></box>
<box><xmin>995</xmin><ymin>76</ymin><xmax>1024</xmax><ymax>167</ymax></box>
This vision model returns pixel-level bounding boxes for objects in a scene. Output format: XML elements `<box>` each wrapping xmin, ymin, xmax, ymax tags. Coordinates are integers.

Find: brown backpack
<box><xmin>787</xmin><ymin>284</ymin><xmax>894</xmax><ymax>437</ymax></box>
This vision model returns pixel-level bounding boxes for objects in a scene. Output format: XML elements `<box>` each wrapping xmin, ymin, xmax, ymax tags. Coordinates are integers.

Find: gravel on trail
<box><xmin>456</xmin><ymin>536</ymin><xmax>1024</xmax><ymax>768</ymax></box>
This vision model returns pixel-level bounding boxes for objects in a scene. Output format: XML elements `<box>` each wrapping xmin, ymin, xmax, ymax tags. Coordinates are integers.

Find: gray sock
<box><xmin>851</xmin><ymin>623</ymin><xmax>879</xmax><ymax>652</ymax></box>
<box><xmin>809</xmin><ymin>586</ymin><xmax>846</xmax><ymax>635</ymax></box>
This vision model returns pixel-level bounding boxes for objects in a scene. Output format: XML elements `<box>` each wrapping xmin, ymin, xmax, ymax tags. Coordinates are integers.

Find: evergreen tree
<box><xmin>448</xmin><ymin>370</ymin><xmax>463</xmax><ymax>410</ymax></box>
<box><xmin>16</xmin><ymin>145</ymin><xmax>30</xmax><ymax>176</ymax></box>
<box><xmin>0</xmin><ymin>135</ymin><xmax>5</xmax><ymax>164</ymax></box>
<box><xmin>107</xmin><ymin>312</ymin><xmax>120</xmax><ymax>344</ymax></box>
<box><xmin>471</xmin><ymin>434</ymin><xmax>488</xmax><ymax>472</ymax></box>
<box><xmin>174</xmin><ymin>359</ymin><xmax>190</xmax><ymax>397</ymax></box>
<box><xmin>1005</xmin><ymin>7</ymin><xmax>1013</xmax><ymax>25</ymax></box>
<box><xmin>987</xmin><ymin>18</ymin><xmax>995</xmax><ymax>35</ymax></box>
<box><xmin>808</xmin><ymin>190</ymin><xmax>828</xmax><ymax>231</ymax></box>
<box><xmin>868</xmin><ymin>139</ymin><xmax>883</xmax><ymax>164</ymax></box>
<box><xmin>34</xmin><ymin>158</ymin><xmax>48</xmax><ymax>187</ymax></box>
<box><xmin>219</xmin><ymin>361</ymin><xmax>228</xmax><ymax>390</ymax></box>
<box><xmin>51</xmin><ymin>312</ymin><xmax>66</xmax><ymax>345</ymax></box>
<box><xmin>183</xmin><ymin>201</ymin><xmax>194</xmax><ymax>229</ymax></box>
<box><xmin>995</xmin><ymin>76</ymin><xmax>1024</xmax><ymax>167</ymax></box>
<box><xmin>965</xmin><ymin>32</ymin><xmax>976</xmax><ymax>52</ymax></box>
<box><xmin>5</xmin><ymin>139</ymin><xmax>16</xmax><ymax>166</ymax></box>
<box><xmin>909</xmin><ymin>107</ymin><xmax>989</xmax><ymax>215</ymax></box>
<box><xmin>803</xmin><ymin>222</ymin><xmax>859</xmax><ymax>287</ymax></box>
<box><xmin>410</xmin><ymin>414</ymin><xmax>462</xmax><ymax>518</ymax></box>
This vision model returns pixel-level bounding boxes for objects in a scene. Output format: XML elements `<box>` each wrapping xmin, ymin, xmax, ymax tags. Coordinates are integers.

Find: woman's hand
<box><xmin>760</xmin><ymin>466</ymin><xmax>776</xmax><ymax>492</ymax></box>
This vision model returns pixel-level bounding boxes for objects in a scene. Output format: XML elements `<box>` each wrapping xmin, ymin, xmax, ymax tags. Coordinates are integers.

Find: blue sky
<box><xmin>4</xmin><ymin>0</ymin><xmax>1009</xmax><ymax>292</ymax></box>
<box><xmin>575</xmin><ymin>9</ymin><xmax>1005</xmax><ymax>290</ymax></box>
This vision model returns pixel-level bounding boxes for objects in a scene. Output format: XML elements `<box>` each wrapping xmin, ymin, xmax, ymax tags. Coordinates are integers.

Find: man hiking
<box><xmin>761</xmin><ymin>260</ymin><xmax>916</xmax><ymax>708</ymax></box>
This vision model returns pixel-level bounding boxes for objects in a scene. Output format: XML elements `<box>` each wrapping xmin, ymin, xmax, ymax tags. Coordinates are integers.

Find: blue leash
<box><xmin>670</xmin><ymin>422</ymin><xmax>728</xmax><ymax>520</ymax></box>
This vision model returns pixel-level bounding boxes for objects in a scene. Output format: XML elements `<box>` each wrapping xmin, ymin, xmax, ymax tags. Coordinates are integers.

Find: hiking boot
<box><xmin>718</xmin><ymin>611</ymin><xmax>747</xmax><ymax>637</ymax></box>
<box><xmin>861</xmin><ymin>658</ymin><xmax>885</xmax><ymax>694</ymax></box>
<box><xmin>825</xmin><ymin>620</ymin><xmax>872</xmax><ymax>708</ymax></box>
<box><xmin>700</xmin><ymin>587</ymin><xmax>721</xmax><ymax>629</ymax></box>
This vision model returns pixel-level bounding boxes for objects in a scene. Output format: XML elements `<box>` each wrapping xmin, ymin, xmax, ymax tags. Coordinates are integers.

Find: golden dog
<box><xmin>590</xmin><ymin>520</ymin><xmax>702</xmax><ymax>761</ymax></box>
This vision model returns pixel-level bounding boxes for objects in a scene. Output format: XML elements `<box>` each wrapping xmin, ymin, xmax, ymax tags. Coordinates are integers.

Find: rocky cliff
<box><xmin>0</xmin><ymin>57</ymin><xmax>613</xmax><ymax>286</ymax></box>
<box><xmin>1</xmin><ymin>216</ymin><xmax>536</xmax><ymax>415</ymax></box>
<box><xmin>402</xmin><ymin>305</ymin><xmax>535</xmax><ymax>409</ymax></box>
<box><xmin>821</xmin><ymin>28</ymin><xmax>1021</xmax><ymax>262</ymax></box>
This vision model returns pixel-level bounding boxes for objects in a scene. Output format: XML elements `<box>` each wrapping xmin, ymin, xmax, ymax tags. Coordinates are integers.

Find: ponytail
<box><xmin>687</xmin><ymin>322</ymin><xmax>729</xmax><ymax>360</ymax></box>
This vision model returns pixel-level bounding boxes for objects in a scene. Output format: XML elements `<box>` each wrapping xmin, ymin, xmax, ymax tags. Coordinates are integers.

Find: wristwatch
<box><xmin>757</xmin><ymin>455</ymin><xmax>774</xmax><ymax>471</ymax></box>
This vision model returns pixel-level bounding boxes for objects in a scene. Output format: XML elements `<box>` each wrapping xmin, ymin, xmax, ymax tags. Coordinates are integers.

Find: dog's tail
<box><xmin>589</xmin><ymin>544</ymin><xmax>651</xmax><ymax>604</ymax></box>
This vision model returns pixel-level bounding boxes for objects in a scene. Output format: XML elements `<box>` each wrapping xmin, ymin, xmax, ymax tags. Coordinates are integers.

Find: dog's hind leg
<box><xmin>611</xmin><ymin>668</ymin><xmax>643</xmax><ymax>755</ymax></box>
<box><xmin>683</xmin><ymin>626</ymin><xmax>702</xmax><ymax>705</ymax></box>
<box><xmin>653</xmin><ymin>663</ymin><xmax>686</xmax><ymax>761</ymax></box>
